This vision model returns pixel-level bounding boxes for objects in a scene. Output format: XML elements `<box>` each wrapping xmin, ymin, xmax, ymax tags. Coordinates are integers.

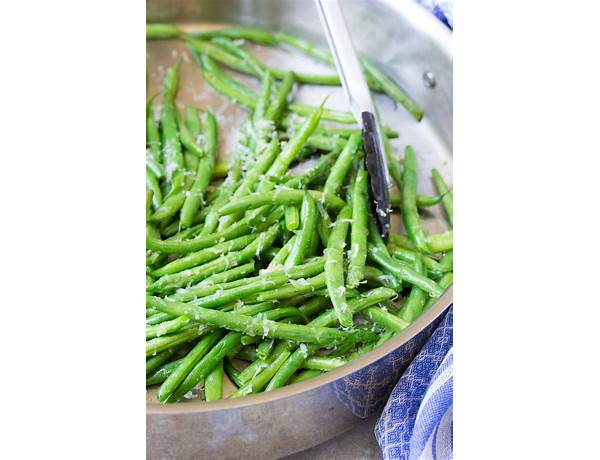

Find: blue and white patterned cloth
<box><xmin>415</xmin><ymin>0</ymin><xmax>453</xmax><ymax>29</ymax></box>
<box><xmin>375</xmin><ymin>307</ymin><xmax>453</xmax><ymax>460</ymax></box>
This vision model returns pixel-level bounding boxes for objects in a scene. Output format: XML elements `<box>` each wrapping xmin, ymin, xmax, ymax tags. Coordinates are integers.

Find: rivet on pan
<box><xmin>422</xmin><ymin>71</ymin><xmax>436</xmax><ymax>89</ymax></box>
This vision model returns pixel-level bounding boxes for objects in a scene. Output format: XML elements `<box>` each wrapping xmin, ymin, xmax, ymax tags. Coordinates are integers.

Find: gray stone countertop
<box><xmin>281</xmin><ymin>411</ymin><xmax>382</xmax><ymax>460</ymax></box>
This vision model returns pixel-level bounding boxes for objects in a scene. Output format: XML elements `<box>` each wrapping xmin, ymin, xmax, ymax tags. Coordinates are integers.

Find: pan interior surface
<box><xmin>146</xmin><ymin>0</ymin><xmax>452</xmax><ymax>414</ymax></box>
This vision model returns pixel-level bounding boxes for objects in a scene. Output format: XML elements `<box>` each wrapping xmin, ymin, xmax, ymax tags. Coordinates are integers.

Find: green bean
<box><xmin>268</xmin><ymin>104</ymin><xmax>323</xmax><ymax>177</ymax></box>
<box><xmin>266</xmin><ymin>234</ymin><xmax>296</xmax><ymax>270</ymax></box>
<box><xmin>303</xmin><ymin>356</ymin><xmax>347</xmax><ymax>371</ymax></box>
<box><xmin>187</xmin><ymin>275</ymin><xmax>290</xmax><ymax>310</ymax></box>
<box><xmin>200</xmin><ymin>157</ymin><xmax>244</xmax><ymax>235</ymax></box>
<box><xmin>161</xmin><ymin>58</ymin><xmax>183</xmax><ymax>181</ymax></box>
<box><xmin>146</xmin><ymin>251</ymin><xmax>168</xmax><ymax>270</ymax></box>
<box><xmin>238</xmin><ymin>358</ymin><xmax>269</xmax><ymax>384</ymax></box>
<box><xmin>259</xmin><ymin>289</ymin><xmax>393</xmax><ymax>390</ymax></box>
<box><xmin>149</xmin><ymin>224</ymin><xmax>280</xmax><ymax>292</ymax></box>
<box><xmin>289</xmin><ymin>102</ymin><xmax>355</xmax><ymax>124</ymax></box>
<box><xmin>157</xmin><ymin>329</ymin><xmax>224</xmax><ymax>402</ymax></box>
<box><xmin>212</xmin><ymin>37</ymin><xmax>268</xmax><ymax>79</ymax></box>
<box><xmin>266</xmin><ymin>71</ymin><xmax>295</xmax><ymax>124</ymax></box>
<box><xmin>264</xmin><ymin>344</ymin><xmax>317</xmax><ymax>391</ymax></box>
<box><xmin>256</xmin><ymin>273</ymin><xmax>327</xmax><ymax>302</ymax></box>
<box><xmin>146</xmin><ymin>168</ymin><xmax>163</xmax><ymax>209</ymax></box>
<box><xmin>307</xmin><ymin>225</ymin><xmax>320</xmax><ymax>258</ymax></box>
<box><xmin>329</xmin><ymin>325</ymin><xmax>370</xmax><ymax>356</ymax></box>
<box><xmin>149</xmin><ymin>60</ymin><xmax>186</xmax><ymax>222</ymax></box>
<box><xmin>284</xmin><ymin>205</ymin><xmax>300</xmax><ymax>231</ymax></box>
<box><xmin>285</xmin><ymin>193</ymin><xmax>317</xmax><ymax>267</ymax></box>
<box><xmin>310</xmin><ymin>287</ymin><xmax>396</xmax><ymax>328</ymax></box>
<box><xmin>281</xmin><ymin>116</ymin><xmax>400</xmax><ymax>140</ymax></box>
<box><xmin>234</xmin><ymin>346</ymin><xmax>258</xmax><ymax>363</ymax></box>
<box><xmin>168</xmin><ymin>332</ymin><xmax>243</xmax><ymax>402</ymax></box>
<box><xmin>389</xmin><ymin>245</ymin><xmax>449</xmax><ymax>278</ymax></box>
<box><xmin>146</xmin><ymin>315</ymin><xmax>191</xmax><ymax>340</ymax></box>
<box><xmin>294</xmin><ymin>297</ymin><xmax>329</xmax><ymax>318</ymax></box>
<box><xmin>151</xmin><ymin>233</ymin><xmax>258</xmax><ymax>277</ymax></box>
<box><xmin>146</xmin><ymin>348</ymin><xmax>175</xmax><ymax>375</ymax></box>
<box><xmin>315</xmin><ymin>202</ymin><xmax>332</xmax><ymax>247</ymax></box>
<box><xmin>147</xmin><ymin>295</ymin><xmax>346</xmax><ymax>345</ymax></box>
<box><xmin>344</xmin><ymin>161</ymin><xmax>357</xmax><ymax>205</ymax></box>
<box><xmin>217</xmin><ymin>188</ymin><xmax>345</xmax><ymax>216</ymax></box>
<box><xmin>389</xmin><ymin>191</ymin><xmax>444</xmax><ymax>209</ymax></box>
<box><xmin>361</xmin><ymin>60</ymin><xmax>423</xmax><ymax>121</ymax></box>
<box><xmin>285</xmin><ymin>150</ymin><xmax>340</xmax><ymax>189</ymax></box>
<box><xmin>202</xmin><ymin>34</ymin><xmax>376</xmax><ymax>88</ymax></box>
<box><xmin>177</xmin><ymin>111</ymin><xmax>204</xmax><ymax>158</ymax></box>
<box><xmin>217</xmin><ymin>138</ymin><xmax>280</xmax><ymax>230</ymax></box>
<box><xmin>382</xmin><ymin>268</ymin><xmax>403</xmax><ymax>291</ymax></box>
<box><xmin>253</xmin><ymin>70</ymin><xmax>273</xmax><ymax>124</ymax></box>
<box><xmin>389</xmin><ymin>232</ymin><xmax>417</xmax><ymax>251</ymax></box>
<box><xmin>162</xmin><ymin>221</ymin><xmax>202</xmax><ymax>240</ymax></box>
<box><xmin>178</xmin><ymin>262</ymin><xmax>255</xmax><ymax>292</ymax></box>
<box><xmin>255</xmin><ymin>306</ymin><xmax>307</xmax><ymax>323</ymax></box>
<box><xmin>439</xmin><ymin>251</ymin><xmax>453</xmax><ymax>272</ymax></box>
<box><xmin>325</xmin><ymin>206</ymin><xmax>353</xmax><ymax>328</ymax></box>
<box><xmin>230</xmin><ymin>342</ymin><xmax>292</xmax><ymax>398</ymax></box>
<box><xmin>431</xmin><ymin>168</ymin><xmax>453</xmax><ymax>227</ymax></box>
<box><xmin>260</xmin><ymin>247</ymin><xmax>280</xmax><ymax>262</ymax></box>
<box><xmin>224</xmin><ymin>359</ymin><xmax>245</xmax><ymax>388</ymax></box>
<box><xmin>264</xmin><ymin>327</ymin><xmax>376</xmax><ymax>391</ymax></box>
<box><xmin>211</xmin><ymin>37</ymin><xmax>348</xmax><ymax>87</ymax></box>
<box><xmin>256</xmin><ymin>339</ymin><xmax>275</xmax><ymax>361</ymax></box>
<box><xmin>147</xmin><ymin>358</ymin><xmax>185</xmax><ymax>386</ymax></box>
<box><xmin>366</xmin><ymin>306</ymin><xmax>410</xmax><ymax>333</ymax></box>
<box><xmin>173</xmin><ymin>258</ymin><xmax>323</xmax><ymax>302</ymax></box>
<box><xmin>183</xmin><ymin>152</ymin><xmax>198</xmax><ymax>189</ymax></box>
<box><xmin>367</xmin><ymin>243</ymin><xmax>442</xmax><ymax>297</ymax></box>
<box><xmin>146</xmin><ymin>207</ymin><xmax>266</xmax><ymax>254</ymax></box>
<box><xmin>204</xmin><ymin>360</ymin><xmax>224</xmax><ymax>401</ymax></box>
<box><xmin>230</xmin><ymin>301</ymin><xmax>280</xmax><ymax>317</ymax></box>
<box><xmin>289</xmin><ymin>369</ymin><xmax>322</xmax><ymax>384</ymax></box>
<box><xmin>238</xmin><ymin>136</ymin><xmax>280</xmax><ymax>199</ymax></box>
<box><xmin>398</xmin><ymin>255</ymin><xmax>428</xmax><ymax>323</ymax></box>
<box><xmin>300</xmin><ymin>133</ymin><xmax>350</xmax><ymax>155</ymax></box>
<box><xmin>400</xmin><ymin>147</ymin><xmax>430</xmax><ymax>253</ymax></box>
<box><xmin>192</xmin><ymin>27</ymin><xmax>278</xmax><ymax>45</ymax></box>
<box><xmin>273</xmin><ymin>32</ymin><xmax>383</xmax><ymax>92</ymax></box>
<box><xmin>146</xmin><ymin>23</ymin><xmax>185</xmax><ymax>40</ymax></box>
<box><xmin>193</xmin><ymin>50</ymin><xmax>257</xmax><ymax>109</ymax></box>
<box><xmin>323</xmin><ymin>133</ymin><xmax>362</xmax><ymax>197</ymax></box>
<box><xmin>426</xmin><ymin>231</ymin><xmax>453</xmax><ymax>253</ymax></box>
<box><xmin>347</xmin><ymin>166</ymin><xmax>369</xmax><ymax>288</ymax></box>
<box><xmin>146</xmin><ymin>327</ymin><xmax>202</xmax><ymax>357</ymax></box>
<box><xmin>146</xmin><ymin>312</ymin><xmax>173</xmax><ymax>326</ymax></box>
<box><xmin>417</xmin><ymin>194</ymin><xmax>446</xmax><ymax>207</ymax></box>
<box><xmin>146</xmin><ymin>102</ymin><xmax>165</xmax><ymax>178</ymax></box>
<box><xmin>423</xmin><ymin>273</ymin><xmax>453</xmax><ymax>311</ymax></box>
<box><xmin>345</xmin><ymin>330</ymin><xmax>394</xmax><ymax>361</ymax></box>
<box><xmin>383</xmin><ymin>132</ymin><xmax>402</xmax><ymax>191</ymax></box>
<box><xmin>180</xmin><ymin>111</ymin><xmax>217</xmax><ymax>228</ymax></box>
<box><xmin>145</xmin><ymin>189</ymin><xmax>152</xmax><ymax>218</ymax></box>
<box><xmin>191</xmin><ymin>49</ymin><xmax>355</xmax><ymax>123</ymax></box>
<box><xmin>148</xmin><ymin>191</ymin><xmax>186</xmax><ymax>223</ymax></box>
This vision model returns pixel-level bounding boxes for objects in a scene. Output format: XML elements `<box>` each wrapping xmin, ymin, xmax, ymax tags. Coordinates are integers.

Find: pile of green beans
<box><xmin>146</xmin><ymin>25</ymin><xmax>453</xmax><ymax>403</ymax></box>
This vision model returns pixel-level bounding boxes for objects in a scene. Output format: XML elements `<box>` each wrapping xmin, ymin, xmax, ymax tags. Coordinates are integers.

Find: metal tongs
<box><xmin>315</xmin><ymin>0</ymin><xmax>391</xmax><ymax>240</ymax></box>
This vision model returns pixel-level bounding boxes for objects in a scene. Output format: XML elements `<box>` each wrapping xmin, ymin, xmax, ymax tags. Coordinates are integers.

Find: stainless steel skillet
<box><xmin>147</xmin><ymin>1</ymin><xmax>452</xmax><ymax>458</ymax></box>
